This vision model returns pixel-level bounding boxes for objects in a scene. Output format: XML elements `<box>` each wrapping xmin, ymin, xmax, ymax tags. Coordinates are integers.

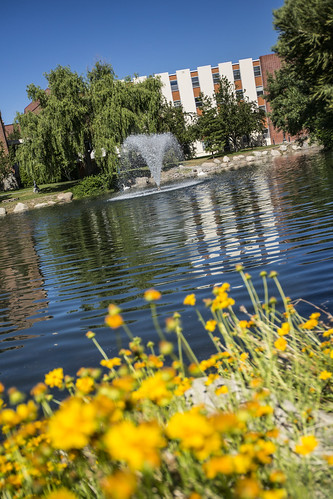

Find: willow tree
<box><xmin>266</xmin><ymin>0</ymin><xmax>333</xmax><ymax>148</ymax></box>
<box><xmin>88</xmin><ymin>63</ymin><xmax>167</xmax><ymax>172</ymax></box>
<box><xmin>15</xmin><ymin>62</ymin><xmax>176</xmax><ymax>183</ymax></box>
<box><xmin>17</xmin><ymin>66</ymin><xmax>91</xmax><ymax>183</ymax></box>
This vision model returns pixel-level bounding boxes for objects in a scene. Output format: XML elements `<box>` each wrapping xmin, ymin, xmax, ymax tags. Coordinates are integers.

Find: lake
<box><xmin>1</xmin><ymin>149</ymin><xmax>333</xmax><ymax>393</ymax></box>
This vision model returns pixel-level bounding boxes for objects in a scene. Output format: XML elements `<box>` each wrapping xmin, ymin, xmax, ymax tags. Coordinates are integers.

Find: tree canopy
<box><xmin>15</xmin><ymin>63</ymin><xmax>195</xmax><ymax>184</ymax></box>
<box><xmin>266</xmin><ymin>0</ymin><xmax>333</xmax><ymax>148</ymax></box>
<box><xmin>195</xmin><ymin>77</ymin><xmax>266</xmax><ymax>155</ymax></box>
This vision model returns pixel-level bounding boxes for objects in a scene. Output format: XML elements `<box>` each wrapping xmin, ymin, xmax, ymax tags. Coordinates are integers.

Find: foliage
<box><xmin>158</xmin><ymin>101</ymin><xmax>196</xmax><ymax>159</ymax></box>
<box><xmin>0</xmin><ymin>142</ymin><xmax>11</xmax><ymax>185</ymax></box>
<box><xmin>71</xmin><ymin>172</ymin><xmax>115</xmax><ymax>199</ymax></box>
<box><xmin>195</xmin><ymin>77</ymin><xmax>266</xmax><ymax>154</ymax></box>
<box><xmin>1</xmin><ymin>270</ymin><xmax>333</xmax><ymax>498</ymax></box>
<box><xmin>15</xmin><ymin>63</ymin><xmax>196</xmax><ymax>185</ymax></box>
<box><xmin>266</xmin><ymin>0</ymin><xmax>333</xmax><ymax>148</ymax></box>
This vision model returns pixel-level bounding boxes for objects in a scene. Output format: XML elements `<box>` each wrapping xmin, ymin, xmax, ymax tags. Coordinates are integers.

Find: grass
<box><xmin>0</xmin><ymin>269</ymin><xmax>332</xmax><ymax>498</ymax></box>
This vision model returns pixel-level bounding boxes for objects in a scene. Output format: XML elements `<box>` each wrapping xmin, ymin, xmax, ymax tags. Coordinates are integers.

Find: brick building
<box><xmin>137</xmin><ymin>53</ymin><xmax>284</xmax><ymax>154</ymax></box>
<box><xmin>1</xmin><ymin>53</ymin><xmax>285</xmax><ymax>158</ymax></box>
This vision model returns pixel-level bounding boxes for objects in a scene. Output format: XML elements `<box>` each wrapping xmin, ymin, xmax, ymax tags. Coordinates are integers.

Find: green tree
<box><xmin>0</xmin><ymin>142</ymin><xmax>11</xmax><ymax>187</ymax></box>
<box><xmin>266</xmin><ymin>0</ymin><xmax>333</xmax><ymax>148</ymax></box>
<box><xmin>159</xmin><ymin>102</ymin><xmax>195</xmax><ymax>159</ymax></box>
<box><xmin>15</xmin><ymin>62</ymin><xmax>190</xmax><ymax>183</ymax></box>
<box><xmin>195</xmin><ymin>77</ymin><xmax>265</xmax><ymax>154</ymax></box>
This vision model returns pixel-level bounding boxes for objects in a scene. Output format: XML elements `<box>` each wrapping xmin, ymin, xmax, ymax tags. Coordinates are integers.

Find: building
<box><xmin>136</xmin><ymin>53</ymin><xmax>284</xmax><ymax>154</ymax></box>
<box><xmin>1</xmin><ymin>53</ymin><xmax>284</xmax><ymax>159</ymax></box>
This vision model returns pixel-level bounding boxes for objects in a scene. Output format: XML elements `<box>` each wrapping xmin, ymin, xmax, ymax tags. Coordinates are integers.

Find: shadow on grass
<box><xmin>39</xmin><ymin>181</ymin><xmax>78</xmax><ymax>194</ymax></box>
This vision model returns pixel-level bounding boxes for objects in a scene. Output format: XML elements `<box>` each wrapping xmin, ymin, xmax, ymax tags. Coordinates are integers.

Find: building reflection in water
<box><xmin>0</xmin><ymin>215</ymin><xmax>48</xmax><ymax>354</ymax></box>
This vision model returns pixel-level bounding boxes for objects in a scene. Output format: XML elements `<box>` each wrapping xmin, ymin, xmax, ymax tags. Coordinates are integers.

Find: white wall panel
<box><xmin>239</xmin><ymin>58</ymin><xmax>257</xmax><ymax>102</ymax></box>
<box><xmin>218</xmin><ymin>61</ymin><xmax>234</xmax><ymax>86</ymax></box>
<box><xmin>155</xmin><ymin>72</ymin><xmax>173</xmax><ymax>103</ymax></box>
<box><xmin>197</xmin><ymin>65</ymin><xmax>215</xmax><ymax>99</ymax></box>
<box><xmin>176</xmin><ymin>69</ymin><xmax>196</xmax><ymax>113</ymax></box>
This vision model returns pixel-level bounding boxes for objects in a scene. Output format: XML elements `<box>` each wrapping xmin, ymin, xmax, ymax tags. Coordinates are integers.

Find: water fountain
<box><xmin>119</xmin><ymin>133</ymin><xmax>183</xmax><ymax>189</ymax></box>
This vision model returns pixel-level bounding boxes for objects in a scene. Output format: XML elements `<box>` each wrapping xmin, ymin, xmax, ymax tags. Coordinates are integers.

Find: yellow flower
<box><xmin>238</xmin><ymin>320</ymin><xmax>250</xmax><ymax>329</ymax></box>
<box><xmin>45</xmin><ymin>367</ymin><xmax>64</xmax><ymax>388</ymax></box>
<box><xmin>205</xmin><ymin>320</ymin><xmax>217</xmax><ymax>332</ymax></box>
<box><xmin>294</xmin><ymin>435</ymin><xmax>318</xmax><ymax>455</ymax></box>
<box><xmin>274</xmin><ymin>337</ymin><xmax>287</xmax><ymax>351</ymax></box>
<box><xmin>205</xmin><ymin>373</ymin><xmax>219</xmax><ymax>386</ymax></box>
<box><xmin>105</xmin><ymin>314</ymin><xmax>124</xmax><ymax>329</ymax></box>
<box><xmin>240</xmin><ymin>352</ymin><xmax>249</xmax><ymax>361</ymax></box>
<box><xmin>300</xmin><ymin>319</ymin><xmax>318</xmax><ymax>330</ymax></box>
<box><xmin>101</xmin><ymin>470</ymin><xmax>137</xmax><ymax>499</ymax></box>
<box><xmin>215</xmin><ymin>385</ymin><xmax>229</xmax><ymax>395</ymax></box>
<box><xmin>323</xmin><ymin>455</ymin><xmax>333</xmax><ymax>465</ymax></box>
<box><xmin>75</xmin><ymin>376</ymin><xmax>94</xmax><ymax>394</ymax></box>
<box><xmin>277</xmin><ymin>322</ymin><xmax>290</xmax><ymax>336</ymax></box>
<box><xmin>47</xmin><ymin>397</ymin><xmax>97</xmax><ymax>449</ymax></box>
<box><xmin>310</xmin><ymin>312</ymin><xmax>320</xmax><ymax>320</ymax></box>
<box><xmin>167</xmin><ymin>407</ymin><xmax>221</xmax><ymax>460</ymax></box>
<box><xmin>319</xmin><ymin>370</ymin><xmax>332</xmax><ymax>380</ymax></box>
<box><xmin>184</xmin><ymin>293</ymin><xmax>196</xmax><ymax>306</ymax></box>
<box><xmin>45</xmin><ymin>489</ymin><xmax>79</xmax><ymax>499</ymax></box>
<box><xmin>203</xmin><ymin>455</ymin><xmax>234</xmax><ymax>477</ymax></box>
<box><xmin>100</xmin><ymin>357</ymin><xmax>122</xmax><ymax>369</ymax></box>
<box><xmin>104</xmin><ymin>420</ymin><xmax>165</xmax><ymax>470</ymax></box>
<box><xmin>144</xmin><ymin>288</ymin><xmax>162</xmax><ymax>301</ymax></box>
<box><xmin>269</xmin><ymin>470</ymin><xmax>286</xmax><ymax>483</ymax></box>
<box><xmin>261</xmin><ymin>490</ymin><xmax>287</xmax><ymax>499</ymax></box>
<box><xmin>132</xmin><ymin>371</ymin><xmax>172</xmax><ymax>405</ymax></box>
<box><xmin>235</xmin><ymin>477</ymin><xmax>261</xmax><ymax>498</ymax></box>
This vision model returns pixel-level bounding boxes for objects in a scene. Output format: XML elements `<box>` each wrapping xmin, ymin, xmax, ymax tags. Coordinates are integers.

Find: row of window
<box><xmin>170</xmin><ymin>65</ymin><xmax>262</xmax><ymax>93</ymax></box>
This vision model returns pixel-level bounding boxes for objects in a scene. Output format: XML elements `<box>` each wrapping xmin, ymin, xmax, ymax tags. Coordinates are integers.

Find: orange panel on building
<box><xmin>172</xmin><ymin>91</ymin><xmax>180</xmax><ymax>101</ymax></box>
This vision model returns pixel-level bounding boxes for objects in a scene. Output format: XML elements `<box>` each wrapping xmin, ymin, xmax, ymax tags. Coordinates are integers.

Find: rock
<box><xmin>2</xmin><ymin>173</ymin><xmax>19</xmax><ymax>191</ymax></box>
<box><xmin>280</xmin><ymin>145</ymin><xmax>288</xmax><ymax>151</ymax></box>
<box><xmin>223</xmin><ymin>156</ymin><xmax>230</xmax><ymax>163</ymax></box>
<box><xmin>246</xmin><ymin>155</ymin><xmax>256</xmax><ymax>162</ymax></box>
<box><xmin>57</xmin><ymin>192</ymin><xmax>73</xmax><ymax>202</ymax></box>
<box><xmin>0</xmin><ymin>207</ymin><xmax>6</xmax><ymax>216</ymax></box>
<box><xmin>253</xmin><ymin>151</ymin><xmax>262</xmax><ymax>157</ymax></box>
<box><xmin>200</xmin><ymin>161</ymin><xmax>216</xmax><ymax>167</ymax></box>
<box><xmin>213</xmin><ymin>158</ymin><xmax>221</xmax><ymax>164</ymax></box>
<box><xmin>271</xmin><ymin>149</ymin><xmax>281</xmax><ymax>156</ymax></box>
<box><xmin>13</xmin><ymin>202</ymin><xmax>28</xmax><ymax>213</ymax></box>
<box><xmin>34</xmin><ymin>203</ymin><xmax>50</xmax><ymax>209</ymax></box>
<box><xmin>292</xmin><ymin>144</ymin><xmax>301</xmax><ymax>150</ymax></box>
<box><xmin>261</xmin><ymin>150</ymin><xmax>269</xmax><ymax>156</ymax></box>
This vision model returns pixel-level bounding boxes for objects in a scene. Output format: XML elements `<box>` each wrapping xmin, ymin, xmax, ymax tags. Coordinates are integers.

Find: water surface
<box><xmin>1</xmin><ymin>150</ymin><xmax>333</xmax><ymax>392</ymax></box>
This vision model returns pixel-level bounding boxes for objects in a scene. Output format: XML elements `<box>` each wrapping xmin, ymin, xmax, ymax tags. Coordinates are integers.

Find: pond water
<box><xmin>1</xmin><ymin>150</ymin><xmax>333</xmax><ymax>393</ymax></box>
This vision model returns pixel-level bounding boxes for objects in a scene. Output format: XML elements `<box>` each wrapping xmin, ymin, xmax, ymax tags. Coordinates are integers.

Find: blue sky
<box><xmin>1</xmin><ymin>0</ymin><xmax>283</xmax><ymax>124</ymax></box>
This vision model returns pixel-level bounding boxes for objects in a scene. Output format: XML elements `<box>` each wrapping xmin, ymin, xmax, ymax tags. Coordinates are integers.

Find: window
<box><xmin>236</xmin><ymin>89</ymin><xmax>243</xmax><ymax>99</ymax></box>
<box><xmin>253</xmin><ymin>65</ymin><xmax>261</xmax><ymax>77</ymax></box>
<box><xmin>191</xmin><ymin>76</ymin><xmax>200</xmax><ymax>88</ymax></box>
<box><xmin>233</xmin><ymin>69</ymin><xmax>241</xmax><ymax>80</ymax></box>
<box><xmin>259</xmin><ymin>105</ymin><xmax>266</xmax><ymax>111</ymax></box>
<box><xmin>170</xmin><ymin>80</ymin><xmax>179</xmax><ymax>92</ymax></box>
<box><xmin>195</xmin><ymin>97</ymin><xmax>203</xmax><ymax>108</ymax></box>
<box><xmin>212</xmin><ymin>72</ymin><xmax>220</xmax><ymax>85</ymax></box>
<box><xmin>173</xmin><ymin>100</ymin><xmax>181</xmax><ymax>107</ymax></box>
<box><xmin>256</xmin><ymin>86</ymin><xmax>264</xmax><ymax>97</ymax></box>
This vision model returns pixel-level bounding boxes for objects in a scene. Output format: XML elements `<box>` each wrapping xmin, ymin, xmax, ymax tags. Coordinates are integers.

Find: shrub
<box><xmin>0</xmin><ymin>269</ymin><xmax>332</xmax><ymax>498</ymax></box>
<box><xmin>71</xmin><ymin>173</ymin><xmax>115</xmax><ymax>199</ymax></box>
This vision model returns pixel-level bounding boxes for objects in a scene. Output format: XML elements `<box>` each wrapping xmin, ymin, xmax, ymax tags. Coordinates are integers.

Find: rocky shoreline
<box><xmin>155</xmin><ymin>141</ymin><xmax>323</xmax><ymax>186</ymax></box>
<box><xmin>0</xmin><ymin>142</ymin><xmax>322</xmax><ymax>217</ymax></box>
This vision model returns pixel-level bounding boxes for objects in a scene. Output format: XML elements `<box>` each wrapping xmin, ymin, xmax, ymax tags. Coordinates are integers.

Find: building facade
<box><xmin>137</xmin><ymin>53</ymin><xmax>284</xmax><ymax>154</ymax></box>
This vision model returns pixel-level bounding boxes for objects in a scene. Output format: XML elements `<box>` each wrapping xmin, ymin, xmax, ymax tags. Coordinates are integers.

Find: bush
<box><xmin>71</xmin><ymin>173</ymin><xmax>115</xmax><ymax>199</ymax></box>
<box><xmin>1</xmin><ymin>269</ymin><xmax>333</xmax><ymax>498</ymax></box>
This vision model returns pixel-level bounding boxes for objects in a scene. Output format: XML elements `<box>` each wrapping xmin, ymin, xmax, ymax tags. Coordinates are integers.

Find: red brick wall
<box><xmin>259</xmin><ymin>54</ymin><xmax>292</xmax><ymax>145</ymax></box>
